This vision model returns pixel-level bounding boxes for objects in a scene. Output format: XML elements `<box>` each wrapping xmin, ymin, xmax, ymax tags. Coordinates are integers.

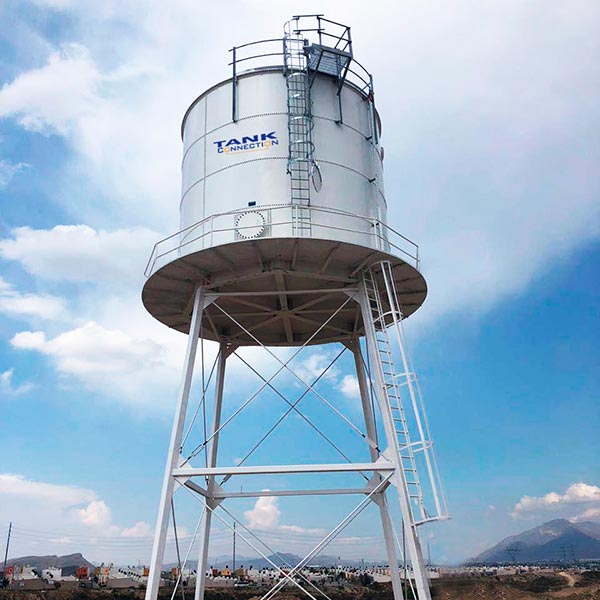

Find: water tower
<box><xmin>143</xmin><ymin>16</ymin><xmax>448</xmax><ymax>600</ymax></box>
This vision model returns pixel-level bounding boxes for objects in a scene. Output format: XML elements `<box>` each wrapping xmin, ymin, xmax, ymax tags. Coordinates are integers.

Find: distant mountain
<box><xmin>6</xmin><ymin>553</ymin><xmax>95</xmax><ymax>574</ymax></box>
<box><xmin>469</xmin><ymin>519</ymin><xmax>600</xmax><ymax>564</ymax></box>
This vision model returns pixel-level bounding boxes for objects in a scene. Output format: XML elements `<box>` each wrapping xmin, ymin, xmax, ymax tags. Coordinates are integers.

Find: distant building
<box><xmin>42</xmin><ymin>568</ymin><xmax>62</xmax><ymax>583</ymax></box>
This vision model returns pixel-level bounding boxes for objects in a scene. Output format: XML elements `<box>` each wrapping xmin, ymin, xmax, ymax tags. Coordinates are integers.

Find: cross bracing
<box><xmin>144</xmin><ymin>262</ymin><xmax>447</xmax><ymax>600</ymax></box>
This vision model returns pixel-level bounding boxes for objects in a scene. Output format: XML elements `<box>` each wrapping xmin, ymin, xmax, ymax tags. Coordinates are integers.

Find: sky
<box><xmin>0</xmin><ymin>0</ymin><xmax>599</xmax><ymax>568</ymax></box>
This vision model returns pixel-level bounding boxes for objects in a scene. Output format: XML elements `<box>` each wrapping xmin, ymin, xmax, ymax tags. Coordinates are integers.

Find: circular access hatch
<box><xmin>235</xmin><ymin>211</ymin><xmax>266</xmax><ymax>239</ymax></box>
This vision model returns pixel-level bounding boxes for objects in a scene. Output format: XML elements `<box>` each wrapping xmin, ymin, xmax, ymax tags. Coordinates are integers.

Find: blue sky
<box><xmin>0</xmin><ymin>0</ymin><xmax>598</xmax><ymax>567</ymax></box>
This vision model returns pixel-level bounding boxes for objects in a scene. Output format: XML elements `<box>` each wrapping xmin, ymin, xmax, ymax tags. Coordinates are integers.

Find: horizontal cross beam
<box><xmin>173</xmin><ymin>461</ymin><xmax>394</xmax><ymax>477</ymax></box>
<box><xmin>224</xmin><ymin>487</ymin><xmax>370</xmax><ymax>499</ymax></box>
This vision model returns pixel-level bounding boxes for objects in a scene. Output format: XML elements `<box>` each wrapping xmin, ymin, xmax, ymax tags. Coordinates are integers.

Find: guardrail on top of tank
<box><xmin>144</xmin><ymin>204</ymin><xmax>420</xmax><ymax>278</ymax></box>
<box><xmin>229</xmin><ymin>38</ymin><xmax>374</xmax><ymax>96</ymax></box>
<box><xmin>229</xmin><ymin>38</ymin><xmax>374</xmax><ymax>99</ymax></box>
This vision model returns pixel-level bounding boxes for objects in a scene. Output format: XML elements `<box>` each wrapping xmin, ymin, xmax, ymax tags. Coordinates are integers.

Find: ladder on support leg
<box><xmin>362</xmin><ymin>264</ymin><xmax>428</xmax><ymax>523</ymax></box>
<box><xmin>284</xmin><ymin>21</ymin><xmax>313</xmax><ymax>237</ymax></box>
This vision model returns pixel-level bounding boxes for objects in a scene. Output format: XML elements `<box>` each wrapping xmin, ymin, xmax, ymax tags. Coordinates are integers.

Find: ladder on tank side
<box><xmin>284</xmin><ymin>21</ymin><xmax>314</xmax><ymax>237</ymax></box>
<box><xmin>362</xmin><ymin>261</ymin><xmax>448</xmax><ymax>527</ymax></box>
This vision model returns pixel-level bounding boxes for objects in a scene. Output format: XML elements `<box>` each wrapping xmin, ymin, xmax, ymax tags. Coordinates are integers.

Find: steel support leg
<box><xmin>350</xmin><ymin>341</ymin><xmax>405</xmax><ymax>600</ymax></box>
<box><xmin>146</xmin><ymin>287</ymin><xmax>207</xmax><ymax>600</ymax></box>
<box><xmin>194</xmin><ymin>342</ymin><xmax>229</xmax><ymax>600</ymax></box>
<box><xmin>356</xmin><ymin>286</ymin><xmax>432</xmax><ymax>600</ymax></box>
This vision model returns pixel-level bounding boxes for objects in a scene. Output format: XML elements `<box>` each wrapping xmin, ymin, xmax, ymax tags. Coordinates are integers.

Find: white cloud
<box><xmin>75</xmin><ymin>499</ymin><xmax>113</xmax><ymax>527</ymax></box>
<box><xmin>244</xmin><ymin>495</ymin><xmax>281</xmax><ymax>530</ymax></box>
<box><xmin>0</xmin><ymin>275</ymin><xmax>65</xmax><ymax>320</ymax></box>
<box><xmin>0</xmin><ymin>43</ymin><xmax>101</xmax><ymax>135</ymax></box>
<box><xmin>8</xmin><ymin>321</ymin><xmax>182</xmax><ymax>407</ymax></box>
<box><xmin>573</xmin><ymin>507</ymin><xmax>600</xmax><ymax>522</ymax></box>
<box><xmin>0</xmin><ymin>473</ymin><xmax>153</xmax><ymax>560</ymax></box>
<box><xmin>11</xmin><ymin>321</ymin><xmax>163</xmax><ymax>376</ymax></box>
<box><xmin>512</xmin><ymin>482</ymin><xmax>600</xmax><ymax>520</ymax></box>
<box><xmin>338</xmin><ymin>374</ymin><xmax>360</xmax><ymax>400</ymax></box>
<box><xmin>293</xmin><ymin>352</ymin><xmax>340</xmax><ymax>388</ymax></box>
<box><xmin>0</xmin><ymin>473</ymin><xmax>96</xmax><ymax>505</ymax></box>
<box><xmin>278</xmin><ymin>524</ymin><xmax>326</xmax><ymax>536</ymax></box>
<box><xmin>121</xmin><ymin>521</ymin><xmax>153</xmax><ymax>538</ymax></box>
<box><xmin>0</xmin><ymin>225</ymin><xmax>159</xmax><ymax>285</ymax></box>
<box><xmin>0</xmin><ymin>159</ymin><xmax>27</xmax><ymax>188</ymax></box>
<box><xmin>243</xmin><ymin>493</ymin><xmax>326</xmax><ymax>536</ymax></box>
<box><xmin>0</xmin><ymin>368</ymin><xmax>34</xmax><ymax>396</ymax></box>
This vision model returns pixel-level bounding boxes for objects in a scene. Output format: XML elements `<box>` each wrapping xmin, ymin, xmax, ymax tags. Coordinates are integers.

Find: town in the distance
<box><xmin>1</xmin><ymin>519</ymin><xmax>600</xmax><ymax>597</ymax></box>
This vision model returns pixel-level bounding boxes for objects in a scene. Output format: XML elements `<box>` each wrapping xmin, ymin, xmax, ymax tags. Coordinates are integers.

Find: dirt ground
<box><xmin>2</xmin><ymin>571</ymin><xmax>600</xmax><ymax>600</ymax></box>
<box><xmin>429</xmin><ymin>571</ymin><xmax>600</xmax><ymax>599</ymax></box>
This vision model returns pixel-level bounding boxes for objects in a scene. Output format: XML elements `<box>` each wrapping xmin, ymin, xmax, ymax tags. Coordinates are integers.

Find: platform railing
<box><xmin>229</xmin><ymin>36</ymin><xmax>374</xmax><ymax>100</ymax></box>
<box><xmin>144</xmin><ymin>204</ymin><xmax>420</xmax><ymax>278</ymax></box>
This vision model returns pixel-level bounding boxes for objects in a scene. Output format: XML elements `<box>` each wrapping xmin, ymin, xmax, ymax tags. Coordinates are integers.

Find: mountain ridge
<box><xmin>468</xmin><ymin>518</ymin><xmax>600</xmax><ymax>564</ymax></box>
<box><xmin>4</xmin><ymin>553</ymin><xmax>95</xmax><ymax>573</ymax></box>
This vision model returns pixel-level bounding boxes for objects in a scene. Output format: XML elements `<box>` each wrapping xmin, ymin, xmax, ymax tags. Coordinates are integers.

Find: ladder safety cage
<box><xmin>361</xmin><ymin>262</ymin><xmax>449</xmax><ymax>526</ymax></box>
<box><xmin>283</xmin><ymin>17</ymin><xmax>315</xmax><ymax>236</ymax></box>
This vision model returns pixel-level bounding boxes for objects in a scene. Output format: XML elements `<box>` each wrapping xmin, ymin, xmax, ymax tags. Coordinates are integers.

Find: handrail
<box><xmin>144</xmin><ymin>204</ymin><xmax>420</xmax><ymax>278</ymax></box>
<box><xmin>228</xmin><ymin>38</ymin><xmax>282</xmax><ymax>53</ymax></box>
<box><xmin>227</xmin><ymin>35</ymin><xmax>374</xmax><ymax>101</ymax></box>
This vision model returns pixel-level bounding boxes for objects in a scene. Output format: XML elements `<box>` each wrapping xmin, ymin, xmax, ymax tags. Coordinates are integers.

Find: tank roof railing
<box><xmin>227</xmin><ymin>38</ymin><xmax>284</xmax><ymax>67</ymax></box>
<box><xmin>227</xmin><ymin>38</ymin><xmax>374</xmax><ymax>96</ymax></box>
<box><xmin>289</xmin><ymin>15</ymin><xmax>353</xmax><ymax>57</ymax></box>
<box><xmin>144</xmin><ymin>204</ymin><xmax>420</xmax><ymax>279</ymax></box>
<box><xmin>228</xmin><ymin>16</ymin><xmax>374</xmax><ymax>103</ymax></box>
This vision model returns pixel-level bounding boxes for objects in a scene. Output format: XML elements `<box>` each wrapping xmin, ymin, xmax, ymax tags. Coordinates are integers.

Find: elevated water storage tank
<box><xmin>143</xmin><ymin>16</ymin><xmax>426</xmax><ymax>345</ymax></box>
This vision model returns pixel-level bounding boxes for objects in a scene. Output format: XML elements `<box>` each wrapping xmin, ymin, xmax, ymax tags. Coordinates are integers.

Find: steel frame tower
<box><xmin>143</xmin><ymin>15</ymin><xmax>447</xmax><ymax>600</ymax></box>
<box><xmin>144</xmin><ymin>262</ymin><xmax>447</xmax><ymax>600</ymax></box>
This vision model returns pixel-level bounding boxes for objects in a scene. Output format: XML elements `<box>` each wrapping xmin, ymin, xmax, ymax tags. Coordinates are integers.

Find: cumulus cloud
<box><xmin>294</xmin><ymin>352</ymin><xmax>340</xmax><ymax>385</ymax></box>
<box><xmin>574</xmin><ymin>507</ymin><xmax>600</xmax><ymax>522</ymax></box>
<box><xmin>243</xmin><ymin>493</ymin><xmax>326</xmax><ymax>536</ymax></box>
<box><xmin>0</xmin><ymin>275</ymin><xmax>65</xmax><ymax>320</ymax></box>
<box><xmin>11</xmin><ymin>321</ymin><xmax>163</xmax><ymax>376</ymax></box>
<box><xmin>0</xmin><ymin>32</ymin><xmax>184</xmax><ymax>227</ymax></box>
<box><xmin>0</xmin><ymin>473</ymin><xmax>152</xmax><ymax>560</ymax></box>
<box><xmin>337</xmin><ymin>374</ymin><xmax>360</xmax><ymax>400</ymax></box>
<box><xmin>75</xmin><ymin>499</ymin><xmax>113</xmax><ymax>527</ymax></box>
<box><xmin>244</xmin><ymin>495</ymin><xmax>281</xmax><ymax>530</ymax></box>
<box><xmin>0</xmin><ymin>473</ymin><xmax>96</xmax><ymax>505</ymax></box>
<box><xmin>0</xmin><ymin>43</ymin><xmax>102</xmax><ymax>135</ymax></box>
<box><xmin>8</xmin><ymin>321</ymin><xmax>183</xmax><ymax>407</ymax></box>
<box><xmin>0</xmin><ymin>368</ymin><xmax>34</xmax><ymax>396</ymax></box>
<box><xmin>121</xmin><ymin>521</ymin><xmax>153</xmax><ymax>538</ymax></box>
<box><xmin>0</xmin><ymin>225</ymin><xmax>159</xmax><ymax>285</ymax></box>
<box><xmin>512</xmin><ymin>482</ymin><xmax>600</xmax><ymax>521</ymax></box>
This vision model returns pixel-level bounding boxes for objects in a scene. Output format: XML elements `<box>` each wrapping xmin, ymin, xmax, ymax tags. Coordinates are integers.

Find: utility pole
<box><xmin>402</xmin><ymin>521</ymin><xmax>408</xmax><ymax>600</ymax></box>
<box><xmin>2</xmin><ymin>522</ymin><xmax>12</xmax><ymax>588</ymax></box>
<box><xmin>232</xmin><ymin>522</ymin><xmax>236</xmax><ymax>578</ymax></box>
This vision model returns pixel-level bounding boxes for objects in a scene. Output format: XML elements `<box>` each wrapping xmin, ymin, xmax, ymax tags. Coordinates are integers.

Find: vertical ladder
<box><xmin>361</xmin><ymin>264</ymin><xmax>428</xmax><ymax>523</ymax></box>
<box><xmin>283</xmin><ymin>22</ymin><xmax>313</xmax><ymax>237</ymax></box>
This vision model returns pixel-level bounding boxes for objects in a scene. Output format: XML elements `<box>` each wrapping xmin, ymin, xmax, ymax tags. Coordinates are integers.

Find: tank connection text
<box><xmin>213</xmin><ymin>131</ymin><xmax>279</xmax><ymax>154</ymax></box>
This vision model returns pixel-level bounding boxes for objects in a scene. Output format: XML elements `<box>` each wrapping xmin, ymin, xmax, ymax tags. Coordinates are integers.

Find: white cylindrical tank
<box><xmin>179</xmin><ymin>69</ymin><xmax>385</xmax><ymax>252</ymax></box>
<box><xmin>142</xmin><ymin>29</ymin><xmax>426</xmax><ymax>345</ymax></box>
